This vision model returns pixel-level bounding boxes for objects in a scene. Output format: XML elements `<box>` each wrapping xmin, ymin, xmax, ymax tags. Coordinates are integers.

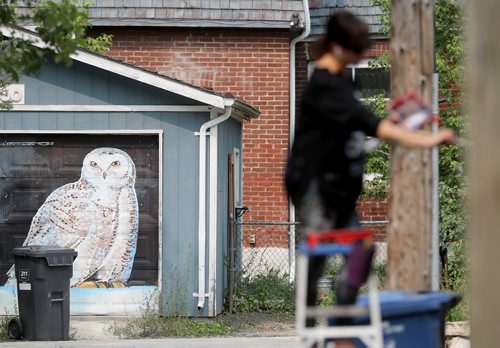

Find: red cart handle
<box><xmin>306</xmin><ymin>229</ymin><xmax>373</xmax><ymax>248</ymax></box>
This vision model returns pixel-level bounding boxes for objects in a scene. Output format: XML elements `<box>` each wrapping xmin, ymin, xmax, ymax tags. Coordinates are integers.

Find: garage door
<box><xmin>0</xmin><ymin>133</ymin><xmax>159</xmax><ymax>286</ymax></box>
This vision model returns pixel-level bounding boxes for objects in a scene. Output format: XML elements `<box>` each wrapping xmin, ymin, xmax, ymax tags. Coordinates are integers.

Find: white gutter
<box><xmin>194</xmin><ymin>97</ymin><xmax>234</xmax><ymax>310</ymax></box>
<box><xmin>289</xmin><ymin>0</ymin><xmax>311</xmax><ymax>282</ymax></box>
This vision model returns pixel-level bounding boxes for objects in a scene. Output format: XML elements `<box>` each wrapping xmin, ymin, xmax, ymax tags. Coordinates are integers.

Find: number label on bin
<box><xmin>18</xmin><ymin>283</ymin><xmax>31</xmax><ymax>291</ymax></box>
<box><xmin>19</xmin><ymin>269</ymin><xmax>29</xmax><ymax>282</ymax></box>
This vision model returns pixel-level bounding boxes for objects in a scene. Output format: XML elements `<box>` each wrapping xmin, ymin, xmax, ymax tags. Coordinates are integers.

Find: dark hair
<box><xmin>316</xmin><ymin>11</ymin><xmax>371</xmax><ymax>58</ymax></box>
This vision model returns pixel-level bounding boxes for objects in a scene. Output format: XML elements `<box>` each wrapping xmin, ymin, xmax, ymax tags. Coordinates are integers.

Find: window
<box><xmin>346</xmin><ymin>59</ymin><xmax>390</xmax><ymax>98</ymax></box>
<box><xmin>307</xmin><ymin>59</ymin><xmax>391</xmax><ymax>99</ymax></box>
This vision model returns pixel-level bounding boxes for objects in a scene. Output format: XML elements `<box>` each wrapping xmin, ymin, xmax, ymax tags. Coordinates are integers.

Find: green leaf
<box><xmin>1</xmin><ymin>0</ymin><xmax>114</xmax><ymax>109</ymax></box>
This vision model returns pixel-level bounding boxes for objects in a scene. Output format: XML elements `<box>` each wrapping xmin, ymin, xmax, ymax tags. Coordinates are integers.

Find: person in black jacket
<box><xmin>286</xmin><ymin>11</ymin><xmax>454</xmax><ymax>334</ymax></box>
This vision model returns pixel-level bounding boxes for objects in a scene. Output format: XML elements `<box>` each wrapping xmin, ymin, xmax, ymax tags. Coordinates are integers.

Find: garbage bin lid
<box><xmin>356</xmin><ymin>291</ymin><xmax>461</xmax><ymax>317</ymax></box>
<box><xmin>12</xmin><ymin>245</ymin><xmax>77</xmax><ymax>266</ymax></box>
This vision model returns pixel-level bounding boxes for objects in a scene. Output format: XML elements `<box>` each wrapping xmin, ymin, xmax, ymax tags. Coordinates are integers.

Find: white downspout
<box><xmin>289</xmin><ymin>0</ymin><xmax>311</xmax><ymax>282</ymax></box>
<box><xmin>194</xmin><ymin>98</ymin><xmax>234</xmax><ymax>310</ymax></box>
<box><xmin>207</xmin><ymin>116</ymin><xmax>219</xmax><ymax>316</ymax></box>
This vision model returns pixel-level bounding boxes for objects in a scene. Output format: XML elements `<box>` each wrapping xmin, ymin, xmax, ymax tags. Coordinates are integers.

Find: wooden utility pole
<box><xmin>386</xmin><ymin>0</ymin><xmax>435</xmax><ymax>290</ymax></box>
<box><xmin>469</xmin><ymin>1</ymin><xmax>500</xmax><ymax>346</ymax></box>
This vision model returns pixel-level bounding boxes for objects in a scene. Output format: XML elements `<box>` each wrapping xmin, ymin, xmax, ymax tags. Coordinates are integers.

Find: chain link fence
<box><xmin>227</xmin><ymin>220</ymin><xmax>388</xmax><ymax>311</ymax></box>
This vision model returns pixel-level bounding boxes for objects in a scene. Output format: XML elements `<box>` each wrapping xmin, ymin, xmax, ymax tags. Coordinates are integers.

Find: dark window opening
<box><xmin>346</xmin><ymin>67</ymin><xmax>391</xmax><ymax>98</ymax></box>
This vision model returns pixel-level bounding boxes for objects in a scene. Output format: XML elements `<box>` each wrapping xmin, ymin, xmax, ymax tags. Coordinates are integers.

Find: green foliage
<box><xmin>372</xmin><ymin>0</ymin><xmax>391</xmax><ymax>38</ymax></box>
<box><xmin>231</xmin><ymin>270</ymin><xmax>295</xmax><ymax>314</ymax></box>
<box><xmin>0</xmin><ymin>0</ymin><xmax>113</xmax><ymax>109</ymax></box>
<box><xmin>0</xmin><ymin>0</ymin><xmax>16</xmax><ymax>26</ymax></box>
<box><xmin>361</xmin><ymin>95</ymin><xmax>391</xmax><ymax>199</ymax></box>
<box><xmin>111</xmin><ymin>313</ymin><xmax>234</xmax><ymax>339</ymax></box>
<box><xmin>317</xmin><ymin>289</ymin><xmax>336</xmax><ymax>308</ymax></box>
<box><xmin>84</xmin><ymin>33</ymin><xmax>113</xmax><ymax>55</ymax></box>
<box><xmin>33</xmin><ymin>0</ymin><xmax>87</xmax><ymax>65</ymax></box>
<box><xmin>79</xmin><ymin>1</ymin><xmax>114</xmax><ymax>55</ymax></box>
<box><xmin>373</xmin><ymin>263</ymin><xmax>388</xmax><ymax>288</ymax></box>
<box><xmin>1</xmin><ymin>0</ymin><xmax>87</xmax><ymax>77</ymax></box>
<box><xmin>364</xmin><ymin>0</ymin><xmax>468</xmax><ymax>320</ymax></box>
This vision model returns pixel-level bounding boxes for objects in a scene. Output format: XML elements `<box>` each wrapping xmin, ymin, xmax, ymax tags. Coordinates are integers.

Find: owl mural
<box><xmin>4</xmin><ymin>147</ymin><xmax>139</xmax><ymax>288</ymax></box>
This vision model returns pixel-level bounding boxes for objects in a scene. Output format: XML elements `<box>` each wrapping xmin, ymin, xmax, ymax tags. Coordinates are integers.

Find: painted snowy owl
<box><xmin>5</xmin><ymin>147</ymin><xmax>139</xmax><ymax>288</ymax></box>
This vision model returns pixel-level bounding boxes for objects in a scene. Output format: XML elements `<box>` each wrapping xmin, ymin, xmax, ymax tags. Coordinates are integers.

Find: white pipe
<box><xmin>431</xmin><ymin>73</ymin><xmax>440</xmax><ymax>291</ymax></box>
<box><xmin>289</xmin><ymin>0</ymin><xmax>311</xmax><ymax>282</ymax></box>
<box><xmin>207</xmin><ymin>114</ymin><xmax>219</xmax><ymax>316</ymax></box>
<box><xmin>195</xmin><ymin>101</ymin><xmax>234</xmax><ymax>310</ymax></box>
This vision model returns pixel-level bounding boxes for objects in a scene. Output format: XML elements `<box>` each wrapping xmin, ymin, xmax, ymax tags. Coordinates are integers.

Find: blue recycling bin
<box><xmin>348</xmin><ymin>291</ymin><xmax>461</xmax><ymax>348</ymax></box>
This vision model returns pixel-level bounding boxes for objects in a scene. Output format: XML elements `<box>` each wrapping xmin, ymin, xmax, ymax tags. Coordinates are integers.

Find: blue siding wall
<box><xmin>0</xmin><ymin>60</ymin><xmax>242</xmax><ymax>317</ymax></box>
<box><xmin>20</xmin><ymin>61</ymin><xmax>202</xmax><ymax>106</ymax></box>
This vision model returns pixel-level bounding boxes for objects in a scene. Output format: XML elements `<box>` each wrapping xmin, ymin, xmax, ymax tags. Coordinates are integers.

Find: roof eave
<box><xmin>232</xmin><ymin>99</ymin><xmax>260</xmax><ymax>121</ymax></box>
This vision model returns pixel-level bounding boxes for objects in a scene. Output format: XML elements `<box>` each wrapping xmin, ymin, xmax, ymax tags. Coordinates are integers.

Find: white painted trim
<box><xmin>0</xmin><ymin>25</ymin><xmax>50</xmax><ymax>49</ymax></box>
<box><xmin>9</xmin><ymin>105</ymin><xmax>211</xmax><ymax>112</ymax></box>
<box><xmin>347</xmin><ymin>59</ymin><xmax>373</xmax><ymax>69</ymax></box>
<box><xmin>232</xmin><ymin>148</ymin><xmax>241</xmax><ymax>207</ymax></box>
<box><xmin>207</xmin><ymin>114</ymin><xmax>218</xmax><ymax>316</ymax></box>
<box><xmin>158</xmin><ymin>131</ymin><xmax>164</xmax><ymax>312</ymax></box>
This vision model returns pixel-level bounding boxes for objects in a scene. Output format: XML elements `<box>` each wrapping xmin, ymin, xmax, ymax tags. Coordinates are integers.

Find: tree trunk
<box><xmin>469</xmin><ymin>1</ymin><xmax>500</xmax><ymax>346</ymax></box>
<box><xmin>386</xmin><ymin>0</ymin><xmax>434</xmax><ymax>290</ymax></box>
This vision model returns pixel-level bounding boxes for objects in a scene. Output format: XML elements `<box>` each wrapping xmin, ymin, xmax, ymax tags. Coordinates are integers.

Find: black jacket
<box><xmin>286</xmin><ymin>68</ymin><xmax>380</xmax><ymax>221</ymax></box>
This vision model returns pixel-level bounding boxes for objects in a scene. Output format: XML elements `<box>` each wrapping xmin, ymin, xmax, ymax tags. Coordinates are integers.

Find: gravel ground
<box><xmin>220</xmin><ymin>313</ymin><xmax>296</xmax><ymax>337</ymax></box>
<box><xmin>66</xmin><ymin>313</ymin><xmax>296</xmax><ymax>341</ymax></box>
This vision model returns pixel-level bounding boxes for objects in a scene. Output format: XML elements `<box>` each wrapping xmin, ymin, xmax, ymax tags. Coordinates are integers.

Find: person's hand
<box><xmin>435</xmin><ymin>129</ymin><xmax>455</xmax><ymax>145</ymax></box>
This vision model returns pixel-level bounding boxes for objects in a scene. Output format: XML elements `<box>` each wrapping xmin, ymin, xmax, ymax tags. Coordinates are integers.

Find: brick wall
<box><xmin>356</xmin><ymin>199</ymin><xmax>388</xmax><ymax>241</ymax></box>
<box><xmin>365</xmin><ymin>39</ymin><xmax>390</xmax><ymax>58</ymax></box>
<box><xmin>89</xmin><ymin>27</ymin><xmax>291</xmax><ymax>227</ymax></box>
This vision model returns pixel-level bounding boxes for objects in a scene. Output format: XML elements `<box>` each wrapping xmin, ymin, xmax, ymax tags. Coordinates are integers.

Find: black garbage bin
<box><xmin>8</xmin><ymin>245</ymin><xmax>77</xmax><ymax>341</ymax></box>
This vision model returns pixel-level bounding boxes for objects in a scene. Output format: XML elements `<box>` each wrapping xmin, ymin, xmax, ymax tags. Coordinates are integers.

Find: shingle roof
<box><xmin>309</xmin><ymin>0</ymin><xmax>383</xmax><ymax>36</ymax></box>
<box><xmin>85</xmin><ymin>0</ymin><xmax>306</xmax><ymax>28</ymax></box>
<box><xmin>15</xmin><ymin>0</ymin><xmax>382</xmax><ymax>34</ymax></box>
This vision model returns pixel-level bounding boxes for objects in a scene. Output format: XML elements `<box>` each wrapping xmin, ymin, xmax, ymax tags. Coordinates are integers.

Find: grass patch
<box><xmin>445</xmin><ymin>282</ymin><xmax>469</xmax><ymax>322</ymax></box>
<box><xmin>110</xmin><ymin>289</ymin><xmax>234</xmax><ymax>339</ymax></box>
<box><xmin>231</xmin><ymin>270</ymin><xmax>295</xmax><ymax>314</ymax></box>
<box><xmin>110</xmin><ymin>314</ymin><xmax>235</xmax><ymax>339</ymax></box>
<box><xmin>109</xmin><ymin>312</ymin><xmax>295</xmax><ymax>339</ymax></box>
